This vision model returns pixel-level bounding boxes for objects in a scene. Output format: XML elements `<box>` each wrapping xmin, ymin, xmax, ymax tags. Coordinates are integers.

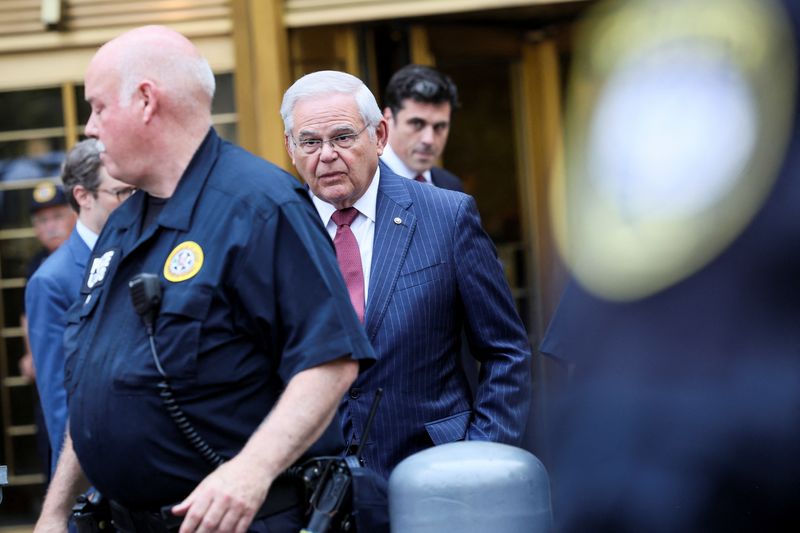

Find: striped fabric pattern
<box><xmin>341</xmin><ymin>163</ymin><xmax>532</xmax><ymax>479</ymax></box>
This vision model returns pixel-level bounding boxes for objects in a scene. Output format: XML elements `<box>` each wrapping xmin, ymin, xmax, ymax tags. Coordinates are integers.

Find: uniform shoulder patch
<box><xmin>164</xmin><ymin>241</ymin><xmax>204</xmax><ymax>282</ymax></box>
<box><xmin>86</xmin><ymin>250</ymin><xmax>116</xmax><ymax>289</ymax></box>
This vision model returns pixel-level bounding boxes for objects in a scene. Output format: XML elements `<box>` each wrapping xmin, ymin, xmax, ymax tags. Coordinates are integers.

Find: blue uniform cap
<box><xmin>30</xmin><ymin>182</ymin><xmax>68</xmax><ymax>214</ymax></box>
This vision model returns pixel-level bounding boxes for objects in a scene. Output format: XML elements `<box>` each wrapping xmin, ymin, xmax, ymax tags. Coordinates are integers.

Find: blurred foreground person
<box><xmin>544</xmin><ymin>0</ymin><xmax>800</xmax><ymax>531</ymax></box>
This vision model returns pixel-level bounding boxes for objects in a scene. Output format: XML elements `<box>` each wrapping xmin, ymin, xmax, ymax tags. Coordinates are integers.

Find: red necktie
<box><xmin>331</xmin><ymin>207</ymin><xmax>365</xmax><ymax>323</ymax></box>
<box><xmin>414</xmin><ymin>174</ymin><xmax>427</xmax><ymax>183</ymax></box>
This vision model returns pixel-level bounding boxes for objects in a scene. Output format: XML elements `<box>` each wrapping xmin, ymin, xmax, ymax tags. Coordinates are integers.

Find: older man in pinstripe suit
<box><xmin>282</xmin><ymin>70</ymin><xmax>532</xmax><ymax>479</ymax></box>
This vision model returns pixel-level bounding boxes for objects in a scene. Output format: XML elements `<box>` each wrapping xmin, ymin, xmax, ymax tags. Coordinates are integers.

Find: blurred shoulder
<box><xmin>431</xmin><ymin>166</ymin><xmax>464</xmax><ymax>192</ymax></box>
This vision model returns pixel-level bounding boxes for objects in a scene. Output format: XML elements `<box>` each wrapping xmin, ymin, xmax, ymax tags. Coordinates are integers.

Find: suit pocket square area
<box><xmin>395</xmin><ymin>262</ymin><xmax>446</xmax><ymax>291</ymax></box>
<box><xmin>424</xmin><ymin>410</ymin><xmax>472</xmax><ymax>445</ymax></box>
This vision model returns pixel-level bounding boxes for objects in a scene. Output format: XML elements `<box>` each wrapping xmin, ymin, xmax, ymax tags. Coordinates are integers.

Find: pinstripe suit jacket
<box><xmin>343</xmin><ymin>163</ymin><xmax>532</xmax><ymax>478</ymax></box>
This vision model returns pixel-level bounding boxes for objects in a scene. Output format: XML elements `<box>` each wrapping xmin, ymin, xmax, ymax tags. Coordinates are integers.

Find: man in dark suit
<box><xmin>281</xmin><ymin>70</ymin><xmax>532</xmax><ymax>479</ymax></box>
<box><xmin>25</xmin><ymin>139</ymin><xmax>133</xmax><ymax>477</ymax></box>
<box><xmin>380</xmin><ymin>64</ymin><xmax>463</xmax><ymax>192</ymax></box>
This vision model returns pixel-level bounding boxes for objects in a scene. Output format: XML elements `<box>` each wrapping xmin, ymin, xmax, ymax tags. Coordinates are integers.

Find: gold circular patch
<box><xmin>164</xmin><ymin>241</ymin><xmax>204</xmax><ymax>283</ymax></box>
<box><xmin>33</xmin><ymin>182</ymin><xmax>56</xmax><ymax>203</ymax></box>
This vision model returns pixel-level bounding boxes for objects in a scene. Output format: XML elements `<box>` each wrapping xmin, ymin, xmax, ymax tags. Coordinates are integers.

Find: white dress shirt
<box><xmin>380</xmin><ymin>144</ymin><xmax>431</xmax><ymax>184</ymax></box>
<box><xmin>75</xmin><ymin>219</ymin><xmax>99</xmax><ymax>250</ymax></box>
<box><xmin>311</xmin><ymin>167</ymin><xmax>380</xmax><ymax>304</ymax></box>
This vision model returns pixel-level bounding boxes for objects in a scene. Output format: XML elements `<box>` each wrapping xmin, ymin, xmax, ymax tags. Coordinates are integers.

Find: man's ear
<box><xmin>72</xmin><ymin>185</ymin><xmax>93</xmax><ymax>211</ymax></box>
<box><xmin>375</xmin><ymin>119</ymin><xmax>389</xmax><ymax>156</ymax></box>
<box><xmin>382</xmin><ymin>107</ymin><xmax>394</xmax><ymax>122</ymax></box>
<box><xmin>138</xmin><ymin>80</ymin><xmax>158</xmax><ymax>124</ymax></box>
<box><xmin>284</xmin><ymin>135</ymin><xmax>296</xmax><ymax>165</ymax></box>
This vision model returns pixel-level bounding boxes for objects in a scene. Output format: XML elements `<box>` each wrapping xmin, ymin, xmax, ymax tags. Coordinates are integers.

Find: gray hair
<box><xmin>61</xmin><ymin>139</ymin><xmax>102</xmax><ymax>213</ymax></box>
<box><xmin>280</xmin><ymin>71</ymin><xmax>383</xmax><ymax>140</ymax></box>
<box><xmin>117</xmin><ymin>47</ymin><xmax>215</xmax><ymax>109</ymax></box>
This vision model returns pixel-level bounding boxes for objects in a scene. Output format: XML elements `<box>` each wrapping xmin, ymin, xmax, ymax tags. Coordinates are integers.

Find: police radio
<box><xmin>128</xmin><ymin>273</ymin><xmax>161</xmax><ymax>334</ymax></box>
<box><xmin>299</xmin><ymin>388</ymin><xmax>385</xmax><ymax>533</ymax></box>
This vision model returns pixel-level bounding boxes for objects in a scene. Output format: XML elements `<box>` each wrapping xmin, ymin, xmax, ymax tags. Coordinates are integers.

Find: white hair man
<box><xmin>282</xmin><ymin>70</ymin><xmax>532</xmax><ymax>479</ymax></box>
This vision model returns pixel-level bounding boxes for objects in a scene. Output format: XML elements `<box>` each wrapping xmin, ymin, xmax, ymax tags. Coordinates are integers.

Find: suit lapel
<box><xmin>365</xmin><ymin>165</ymin><xmax>416</xmax><ymax>341</ymax></box>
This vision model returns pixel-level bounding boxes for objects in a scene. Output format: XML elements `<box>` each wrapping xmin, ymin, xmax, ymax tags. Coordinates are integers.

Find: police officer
<box><xmin>34</xmin><ymin>26</ymin><xmax>374</xmax><ymax>533</ymax></box>
<box><xmin>26</xmin><ymin>183</ymin><xmax>76</xmax><ymax>277</ymax></box>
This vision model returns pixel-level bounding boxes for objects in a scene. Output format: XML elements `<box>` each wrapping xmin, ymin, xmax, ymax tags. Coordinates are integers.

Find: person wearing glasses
<box><xmin>380</xmin><ymin>64</ymin><xmax>463</xmax><ymax>192</ymax></box>
<box><xmin>281</xmin><ymin>70</ymin><xmax>532</xmax><ymax>479</ymax></box>
<box><xmin>25</xmin><ymin>138</ymin><xmax>132</xmax><ymax>479</ymax></box>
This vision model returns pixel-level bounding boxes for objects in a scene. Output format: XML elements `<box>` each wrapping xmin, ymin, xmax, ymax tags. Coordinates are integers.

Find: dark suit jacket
<box><xmin>431</xmin><ymin>166</ymin><xmax>464</xmax><ymax>192</ymax></box>
<box><xmin>343</xmin><ymin>164</ymin><xmax>531</xmax><ymax>478</ymax></box>
<box><xmin>25</xmin><ymin>228</ymin><xmax>90</xmax><ymax>474</ymax></box>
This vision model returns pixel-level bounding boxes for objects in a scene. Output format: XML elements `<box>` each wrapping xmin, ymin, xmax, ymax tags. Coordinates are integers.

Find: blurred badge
<box><xmin>555</xmin><ymin>0</ymin><xmax>797</xmax><ymax>300</ymax></box>
<box><xmin>164</xmin><ymin>241</ymin><xmax>204</xmax><ymax>282</ymax></box>
<box><xmin>32</xmin><ymin>182</ymin><xmax>56</xmax><ymax>203</ymax></box>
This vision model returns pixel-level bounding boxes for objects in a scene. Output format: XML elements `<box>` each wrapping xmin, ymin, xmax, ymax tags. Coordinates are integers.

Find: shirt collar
<box><xmin>380</xmin><ymin>144</ymin><xmax>431</xmax><ymax>183</ymax></box>
<box><xmin>311</xmin><ymin>166</ymin><xmax>380</xmax><ymax>226</ymax></box>
<box><xmin>157</xmin><ymin>128</ymin><xmax>219</xmax><ymax>231</ymax></box>
<box><xmin>75</xmin><ymin>219</ymin><xmax>98</xmax><ymax>250</ymax></box>
<box><xmin>107</xmin><ymin>128</ymin><xmax>219</xmax><ymax>234</ymax></box>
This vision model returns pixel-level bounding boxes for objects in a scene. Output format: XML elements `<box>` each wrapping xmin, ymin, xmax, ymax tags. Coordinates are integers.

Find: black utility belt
<box><xmin>86</xmin><ymin>476</ymin><xmax>305</xmax><ymax>533</ymax></box>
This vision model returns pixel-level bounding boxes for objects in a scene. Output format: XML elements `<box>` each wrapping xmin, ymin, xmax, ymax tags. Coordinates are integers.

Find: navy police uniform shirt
<box><xmin>63</xmin><ymin>129</ymin><xmax>374</xmax><ymax>510</ymax></box>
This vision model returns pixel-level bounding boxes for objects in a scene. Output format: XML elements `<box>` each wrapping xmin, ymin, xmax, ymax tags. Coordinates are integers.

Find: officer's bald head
<box><xmin>89</xmin><ymin>25</ymin><xmax>215</xmax><ymax>114</ymax></box>
<box><xmin>84</xmin><ymin>26</ymin><xmax>216</xmax><ymax>195</ymax></box>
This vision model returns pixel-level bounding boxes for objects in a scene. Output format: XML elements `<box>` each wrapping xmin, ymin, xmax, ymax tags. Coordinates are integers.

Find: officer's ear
<box><xmin>137</xmin><ymin>81</ymin><xmax>158</xmax><ymax>124</ymax></box>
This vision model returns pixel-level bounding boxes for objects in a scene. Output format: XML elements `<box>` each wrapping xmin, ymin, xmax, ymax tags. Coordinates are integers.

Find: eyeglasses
<box><xmin>98</xmin><ymin>187</ymin><xmax>137</xmax><ymax>201</ymax></box>
<box><xmin>293</xmin><ymin>125</ymin><xmax>369</xmax><ymax>155</ymax></box>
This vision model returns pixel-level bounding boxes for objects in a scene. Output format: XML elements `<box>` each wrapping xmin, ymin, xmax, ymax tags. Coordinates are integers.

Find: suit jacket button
<box><xmin>349</xmin><ymin>388</ymin><xmax>360</xmax><ymax>399</ymax></box>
